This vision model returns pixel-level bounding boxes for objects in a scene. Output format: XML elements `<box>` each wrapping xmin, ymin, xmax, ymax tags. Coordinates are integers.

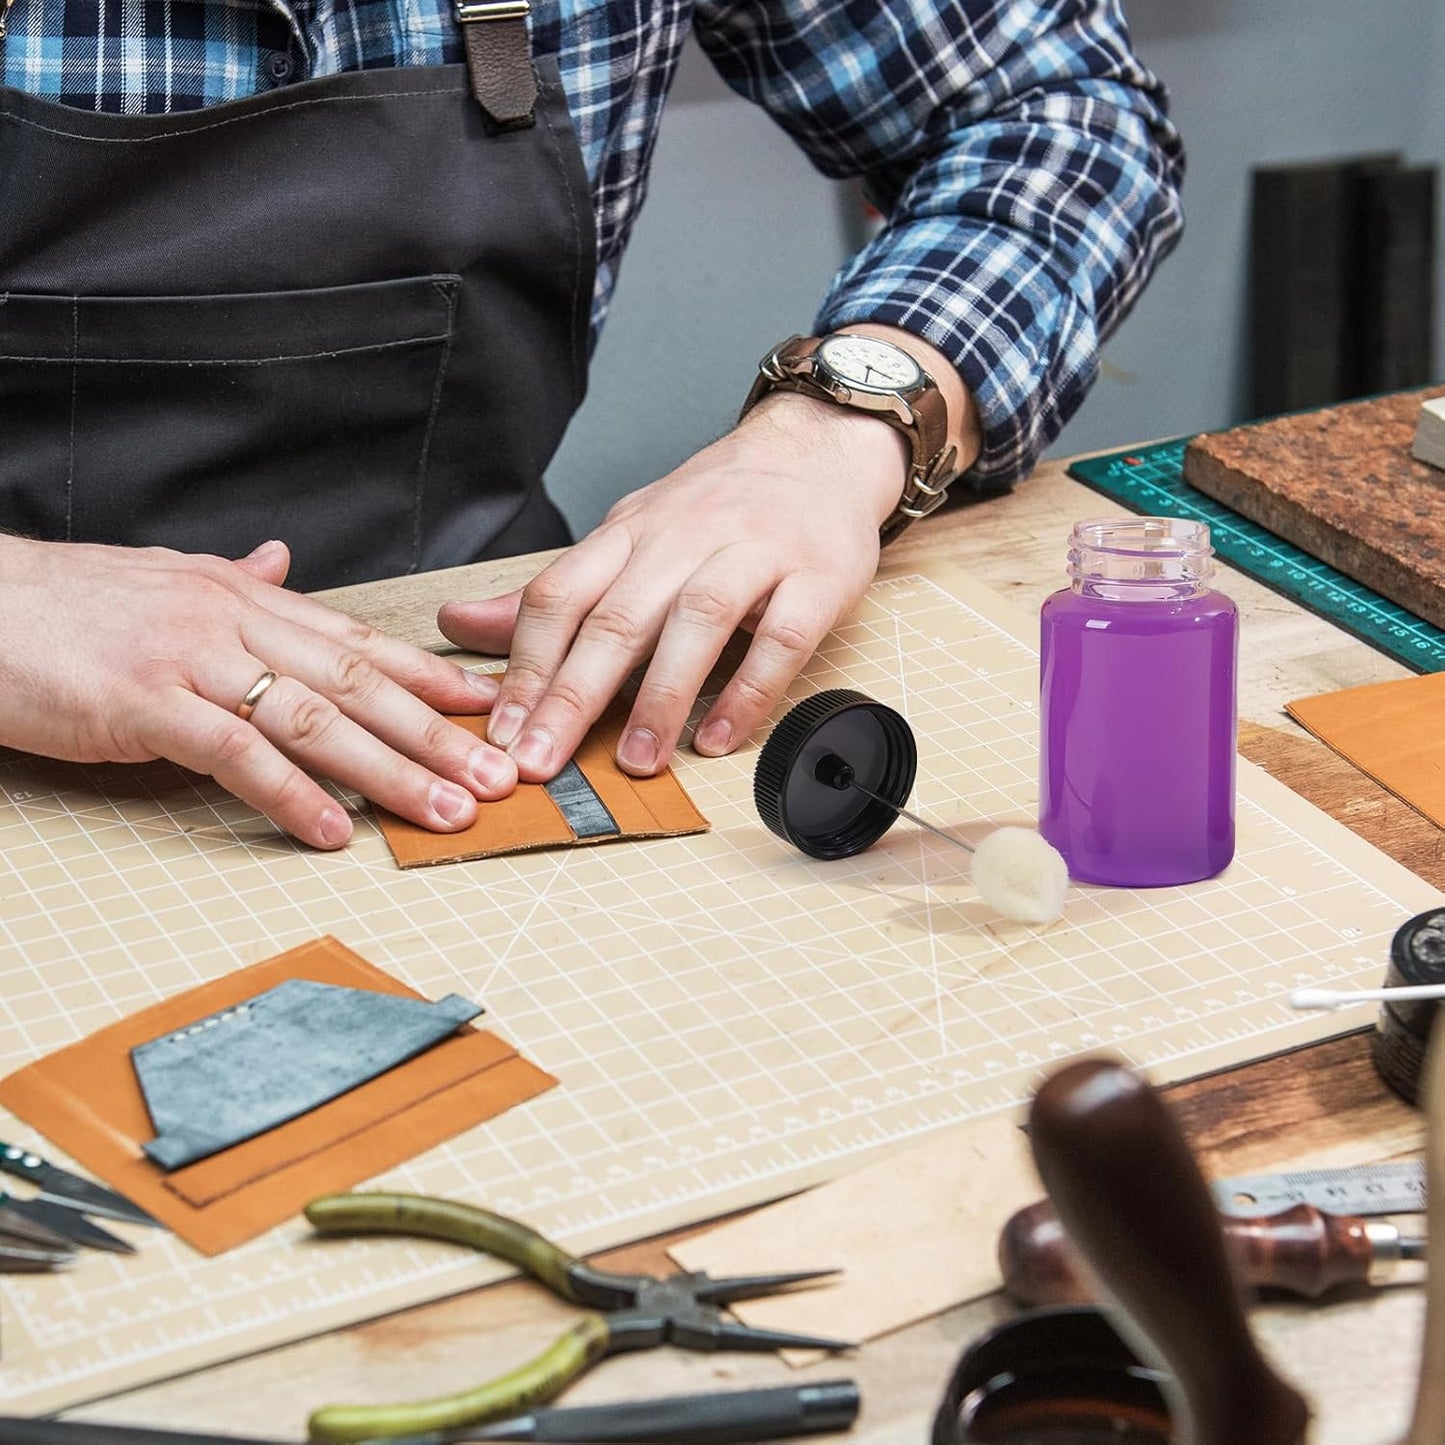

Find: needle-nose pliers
<box><xmin>302</xmin><ymin>1192</ymin><xmax>851</xmax><ymax>1443</ymax></box>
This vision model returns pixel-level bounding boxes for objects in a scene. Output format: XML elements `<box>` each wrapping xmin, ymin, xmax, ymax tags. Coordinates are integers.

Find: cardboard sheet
<box><xmin>0</xmin><ymin>937</ymin><xmax>556</xmax><ymax>1254</ymax></box>
<box><xmin>670</xmin><ymin>1112</ymin><xmax>1038</xmax><ymax>1355</ymax></box>
<box><xmin>1286</xmin><ymin>671</ymin><xmax>1445</xmax><ymax>830</ymax></box>
<box><xmin>376</xmin><ymin>699</ymin><xmax>708</xmax><ymax>866</ymax></box>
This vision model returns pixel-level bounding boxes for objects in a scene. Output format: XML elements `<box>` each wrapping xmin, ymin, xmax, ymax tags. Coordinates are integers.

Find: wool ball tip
<box><xmin>972</xmin><ymin>826</ymin><xmax>1069</xmax><ymax>924</ymax></box>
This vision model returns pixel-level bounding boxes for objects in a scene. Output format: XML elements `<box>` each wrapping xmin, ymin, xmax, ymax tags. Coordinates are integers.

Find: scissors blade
<box><xmin>0</xmin><ymin>1200</ymin><xmax>77</xmax><ymax>1249</ymax></box>
<box><xmin>0</xmin><ymin>1235</ymin><xmax>77</xmax><ymax>1272</ymax></box>
<box><xmin>5</xmin><ymin>1195</ymin><xmax>136</xmax><ymax>1254</ymax></box>
<box><xmin>0</xmin><ymin>1143</ymin><xmax>162</xmax><ymax>1228</ymax></box>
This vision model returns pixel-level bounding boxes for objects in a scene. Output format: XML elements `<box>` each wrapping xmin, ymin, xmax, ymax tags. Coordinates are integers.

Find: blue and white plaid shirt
<box><xmin>0</xmin><ymin>0</ymin><xmax>1184</xmax><ymax>486</ymax></box>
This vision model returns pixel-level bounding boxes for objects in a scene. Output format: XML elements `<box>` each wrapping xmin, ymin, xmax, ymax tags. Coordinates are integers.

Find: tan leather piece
<box><xmin>0</xmin><ymin>937</ymin><xmax>556</xmax><ymax>1255</ymax></box>
<box><xmin>376</xmin><ymin>697</ymin><xmax>710</xmax><ymax>867</ymax></box>
<box><xmin>1286</xmin><ymin>671</ymin><xmax>1445</xmax><ymax>830</ymax></box>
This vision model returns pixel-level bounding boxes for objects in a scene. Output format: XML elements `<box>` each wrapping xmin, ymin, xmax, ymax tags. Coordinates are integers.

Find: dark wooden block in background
<box><xmin>1249</xmin><ymin>156</ymin><xmax>1437</xmax><ymax>416</ymax></box>
<box><xmin>1356</xmin><ymin>165</ymin><xmax>1437</xmax><ymax>395</ymax></box>
<box><xmin>1184</xmin><ymin>388</ymin><xmax>1445</xmax><ymax>629</ymax></box>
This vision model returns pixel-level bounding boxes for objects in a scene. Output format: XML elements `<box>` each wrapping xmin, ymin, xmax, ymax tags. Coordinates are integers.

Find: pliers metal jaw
<box><xmin>584</xmin><ymin>1269</ymin><xmax>850</xmax><ymax>1355</ymax></box>
<box><xmin>303</xmin><ymin>1192</ymin><xmax>850</xmax><ymax>1443</ymax></box>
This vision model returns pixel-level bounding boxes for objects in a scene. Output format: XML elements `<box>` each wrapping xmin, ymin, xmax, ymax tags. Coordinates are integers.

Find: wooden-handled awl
<box><xmin>1029</xmin><ymin>1057</ymin><xmax>1312</xmax><ymax>1445</ymax></box>
<box><xmin>998</xmin><ymin>1197</ymin><xmax>1424</xmax><ymax>1307</ymax></box>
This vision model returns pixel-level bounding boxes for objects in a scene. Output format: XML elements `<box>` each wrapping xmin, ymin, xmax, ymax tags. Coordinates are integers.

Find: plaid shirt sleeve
<box><xmin>693</xmin><ymin>0</ymin><xmax>1185</xmax><ymax>488</ymax></box>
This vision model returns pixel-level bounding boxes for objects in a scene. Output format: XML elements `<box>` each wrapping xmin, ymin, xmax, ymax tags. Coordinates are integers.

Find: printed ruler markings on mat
<box><xmin>0</xmin><ymin>564</ymin><xmax>1438</xmax><ymax>1415</ymax></box>
<box><xmin>1067</xmin><ymin>439</ymin><xmax>1445</xmax><ymax>673</ymax></box>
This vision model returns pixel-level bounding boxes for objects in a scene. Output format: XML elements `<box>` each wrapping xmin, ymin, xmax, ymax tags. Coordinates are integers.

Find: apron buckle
<box><xmin>456</xmin><ymin>0</ymin><xmax>529</xmax><ymax>18</ymax></box>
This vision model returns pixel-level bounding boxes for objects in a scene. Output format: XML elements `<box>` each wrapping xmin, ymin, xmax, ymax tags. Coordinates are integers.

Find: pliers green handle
<box><xmin>303</xmin><ymin>1192</ymin><xmax>848</xmax><ymax>1443</ymax></box>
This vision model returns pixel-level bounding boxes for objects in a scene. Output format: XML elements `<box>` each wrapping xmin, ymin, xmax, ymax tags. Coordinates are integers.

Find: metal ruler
<box><xmin>1211</xmin><ymin>1159</ymin><xmax>1426</xmax><ymax>1217</ymax></box>
<box><xmin>1067</xmin><ymin>439</ymin><xmax>1445</xmax><ymax>673</ymax></box>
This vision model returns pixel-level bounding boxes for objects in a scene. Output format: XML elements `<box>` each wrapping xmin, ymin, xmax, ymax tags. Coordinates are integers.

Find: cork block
<box><xmin>1183</xmin><ymin>387</ymin><xmax>1445</xmax><ymax>630</ymax></box>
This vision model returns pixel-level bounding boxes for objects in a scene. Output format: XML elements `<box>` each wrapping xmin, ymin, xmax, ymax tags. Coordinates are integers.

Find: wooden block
<box><xmin>1414</xmin><ymin>395</ymin><xmax>1445</xmax><ymax>471</ymax></box>
<box><xmin>1248</xmin><ymin>155</ymin><xmax>1404</xmax><ymax>415</ymax></box>
<box><xmin>1183</xmin><ymin>387</ymin><xmax>1445</xmax><ymax>629</ymax></box>
<box><xmin>1356</xmin><ymin>165</ymin><xmax>1437</xmax><ymax>394</ymax></box>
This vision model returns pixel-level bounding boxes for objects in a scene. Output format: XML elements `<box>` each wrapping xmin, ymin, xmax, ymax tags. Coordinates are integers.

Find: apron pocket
<box><xmin>0</xmin><ymin>275</ymin><xmax>461</xmax><ymax>589</ymax></box>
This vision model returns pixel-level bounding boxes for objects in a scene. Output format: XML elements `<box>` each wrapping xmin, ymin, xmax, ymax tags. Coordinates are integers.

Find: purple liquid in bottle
<box><xmin>1039</xmin><ymin>518</ymin><xmax>1238</xmax><ymax>887</ymax></box>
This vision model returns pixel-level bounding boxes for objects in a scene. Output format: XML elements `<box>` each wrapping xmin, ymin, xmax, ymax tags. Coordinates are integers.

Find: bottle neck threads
<box><xmin>1067</xmin><ymin>518</ymin><xmax>1215</xmax><ymax>602</ymax></box>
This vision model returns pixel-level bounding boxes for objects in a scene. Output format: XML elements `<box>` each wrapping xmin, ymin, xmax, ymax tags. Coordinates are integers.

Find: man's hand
<box><xmin>436</xmin><ymin>390</ymin><xmax>911</xmax><ymax>783</ymax></box>
<box><xmin>0</xmin><ymin>536</ymin><xmax>518</xmax><ymax>848</ymax></box>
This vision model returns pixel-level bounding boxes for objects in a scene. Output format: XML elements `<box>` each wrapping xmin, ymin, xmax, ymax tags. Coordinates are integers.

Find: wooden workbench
<box><xmin>63</xmin><ymin>455</ymin><xmax>1443</xmax><ymax>1443</ymax></box>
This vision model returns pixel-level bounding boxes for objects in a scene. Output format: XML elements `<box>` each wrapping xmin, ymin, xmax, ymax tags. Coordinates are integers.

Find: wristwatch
<box><xmin>739</xmin><ymin>333</ymin><xmax>959</xmax><ymax>546</ymax></box>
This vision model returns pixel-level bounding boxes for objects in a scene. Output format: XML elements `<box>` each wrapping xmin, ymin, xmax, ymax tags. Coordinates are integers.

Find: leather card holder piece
<box><xmin>0</xmin><ymin>936</ymin><xmax>556</xmax><ymax>1255</ymax></box>
<box><xmin>135</xmin><ymin>980</ymin><xmax>483</xmax><ymax>1170</ymax></box>
<box><xmin>375</xmin><ymin>695</ymin><xmax>709</xmax><ymax>867</ymax></box>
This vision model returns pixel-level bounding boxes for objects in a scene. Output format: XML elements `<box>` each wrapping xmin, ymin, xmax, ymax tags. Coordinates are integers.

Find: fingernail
<box><xmin>466</xmin><ymin>671</ymin><xmax>501</xmax><ymax>704</ymax></box>
<box><xmin>429</xmin><ymin>781</ymin><xmax>474</xmax><ymax>827</ymax></box>
<box><xmin>489</xmin><ymin>702</ymin><xmax>528</xmax><ymax>749</ymax></box>
<box><xmin>318</xmin><ymin>807</ymin><xmax>352</xmax><ymax>848</ymax></box>
<box><xmin>618</xmin><ymin>727</ymin><xmax>659</xmax><ymax>773</ymax></box>
<box><xmin>247</xmin><ymin>538</ymin><xmax>284</xmax><ymax>559</ymax></box>
<box><xmin>694</xmin><ymin>718</ymin><xmax>733</xmax><ymax>755</ymax></box>
<box><xmin>510</xmin><ymin>727</ymin><xmax>554</xmax><ymax>774</ymax></box>
<box><xmin>468</xmin><ymin>746</ymin><xmax>516</xmax><ymax>795</ymax></box>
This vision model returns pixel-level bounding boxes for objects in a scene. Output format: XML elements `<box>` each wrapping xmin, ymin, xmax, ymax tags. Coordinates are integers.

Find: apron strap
<box><xmin>456</xmin><ymin>0</ymin><xmax>538</xmax><ymax>131</ymax></box>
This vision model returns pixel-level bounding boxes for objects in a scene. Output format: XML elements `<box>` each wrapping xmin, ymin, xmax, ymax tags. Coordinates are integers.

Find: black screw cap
<box><xmin>753</xmin><ymin>689</ymin><xmax>918</xmax><ymax>860</ymax></box>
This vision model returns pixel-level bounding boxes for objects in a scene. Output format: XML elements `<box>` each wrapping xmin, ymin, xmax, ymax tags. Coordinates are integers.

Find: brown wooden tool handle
<box><xmin>1404</xmin><ymin>1028</ymin><xmax>1445</xmax><ymax>1445</ymax></box>
<box><xmin>997</xmin><ymin>1198</ymin><xmax>1097</xmax><ymax>1306</ymax></box>
<box><xmin>1228</xmin><ymin>1204</ymin><xmax>1376</xmax><ymax>1298</ymax></box>
<box><xmin>1028</xmin><ymin>1057</ymin><xmax>1311</xmax><ymax>1445</ymax></box>
<box><xmin>1001</xmin><ymin>1200</ymin><xmax>1380</xmax><ymax>1306</ymax></box>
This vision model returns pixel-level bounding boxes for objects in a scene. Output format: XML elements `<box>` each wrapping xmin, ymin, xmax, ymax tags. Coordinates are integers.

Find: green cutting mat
<box><xmin>1067</xmin><ymin>438</ymin><xmax>1445</xmax><ymax>673</ymax></box>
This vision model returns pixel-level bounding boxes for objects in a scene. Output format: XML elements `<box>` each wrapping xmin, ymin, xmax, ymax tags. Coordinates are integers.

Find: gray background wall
<box><xmin>547</xmin><ymin>0</ymin><xmax>1445</xmax><ymax>535</ymax></box>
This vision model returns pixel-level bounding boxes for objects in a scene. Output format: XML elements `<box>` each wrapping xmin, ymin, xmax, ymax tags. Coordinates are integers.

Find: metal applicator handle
<box><xmin>814</xmin><ymin>756</ymin><xmax>976</xmax><ymax>855</ymax></box>
<box><xmin>1029</xmin><ymin>1057</ymin><xmax>1311</xmax><ymax>1445</ymax></box>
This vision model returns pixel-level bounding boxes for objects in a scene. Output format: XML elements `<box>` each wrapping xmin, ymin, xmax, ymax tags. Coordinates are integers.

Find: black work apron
<box><xmin>0</xmin><ymin>41</ymin><xmax>594</xmax><ymax>591</ymax></box>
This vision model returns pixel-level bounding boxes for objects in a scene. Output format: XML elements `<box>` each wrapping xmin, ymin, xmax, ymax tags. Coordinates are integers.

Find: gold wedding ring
<box><xmin>236</xmin><ymin>670</ymin><xmax>279</xmax><ymax>722</ymax></box>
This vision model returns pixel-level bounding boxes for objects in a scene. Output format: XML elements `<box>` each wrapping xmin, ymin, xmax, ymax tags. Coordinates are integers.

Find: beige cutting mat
<box><xmin>0</xmin><ymin>563</ymin><xmax>1439</xmax><ymax>1418</ymax></box>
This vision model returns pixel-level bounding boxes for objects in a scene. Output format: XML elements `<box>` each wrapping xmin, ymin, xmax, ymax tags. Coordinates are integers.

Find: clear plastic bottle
<box><xmin>1038</xmin><ymin>518</ymin><xmax>1238</xmax><ymax>887</ymax></box>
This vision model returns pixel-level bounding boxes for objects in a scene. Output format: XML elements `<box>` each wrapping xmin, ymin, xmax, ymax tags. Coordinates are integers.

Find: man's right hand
<box><xmin>0</xmin><ymin>535</ymin><xmax>517</xmax><ymax>848</ymax></box>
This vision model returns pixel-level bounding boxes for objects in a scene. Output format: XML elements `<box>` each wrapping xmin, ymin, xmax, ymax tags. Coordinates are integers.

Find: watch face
<box><xmin>816</xmin><ymin>335</ymin><xmax>923</xmax><ymax>394</ymax></box>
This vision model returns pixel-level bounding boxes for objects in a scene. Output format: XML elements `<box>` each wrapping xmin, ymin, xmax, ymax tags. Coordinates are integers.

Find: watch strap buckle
<box><xmin>899</xmin><ymin>444</ymin><xmax>957</xmax><ymax>522</ymax></box>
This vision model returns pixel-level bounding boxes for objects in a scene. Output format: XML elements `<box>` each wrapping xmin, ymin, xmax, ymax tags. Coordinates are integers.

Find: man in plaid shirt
<box><xmin>0</xmin><ymin>1</ymin><xmax>1182</xmax><ymax>849</ymax></box>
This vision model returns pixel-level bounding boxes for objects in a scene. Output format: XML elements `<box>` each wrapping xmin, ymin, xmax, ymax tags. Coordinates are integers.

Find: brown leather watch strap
<box><xmin>878</xmin><ymin>505</ymin><xmax>918</xmax><ymax>550</ymax></box>
<box><xmin>742</xmin><ymin>333</ymin><xmax>957</xmax><ymax>547</ymax></box>
<box><xmin>458</xmin><ymin>1</ymin><xmax>537</xmax><ymax>131</ymax></box>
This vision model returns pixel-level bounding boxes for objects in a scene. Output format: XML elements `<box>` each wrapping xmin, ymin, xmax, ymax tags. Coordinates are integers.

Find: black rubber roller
<box><xmin>753</xmin><ymin>689</ymin><xmax>918</xmax><ymax>860</ymax></box>
<box><xmin>1371</xmin><ymin>906</ymin><xmax>1445</xmax><ymax>1106</ymax></box>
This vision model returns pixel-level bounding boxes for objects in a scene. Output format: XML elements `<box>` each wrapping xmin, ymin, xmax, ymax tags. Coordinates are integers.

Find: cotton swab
<box><xmin>1289</xmin><ymin>984</ymin><xmax>1445</xmax><ymax>1011</ymax></box>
